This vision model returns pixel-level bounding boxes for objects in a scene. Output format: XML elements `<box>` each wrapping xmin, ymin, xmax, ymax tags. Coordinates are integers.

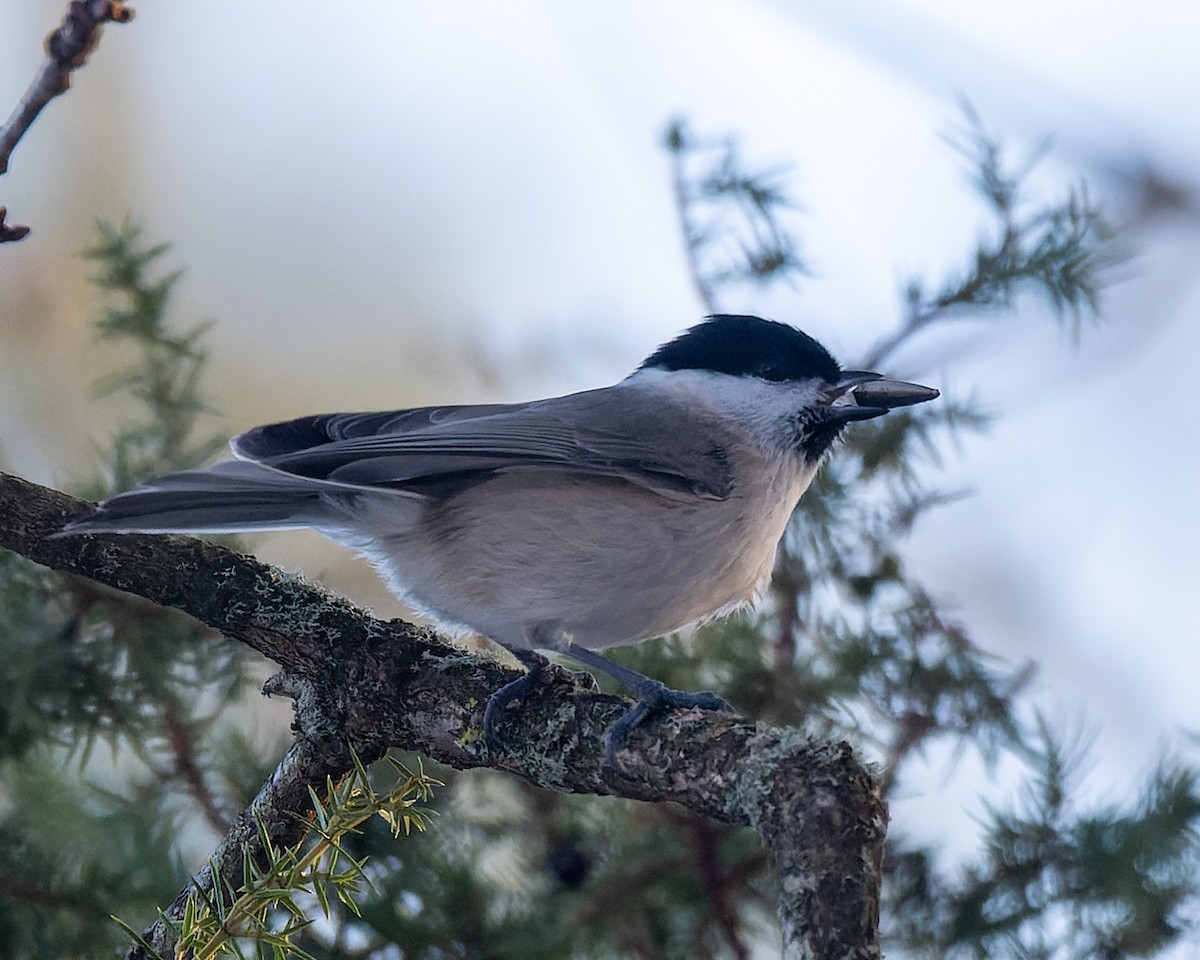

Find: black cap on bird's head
<box><xmin>640</xmin><ymin>314</ymin><xmax>842</xmax><ymax>384</ymax></box>
<box><xmin>642</xmin><ymin>314</ymin><xmax>940</xmax><ymax>463</ymax></box>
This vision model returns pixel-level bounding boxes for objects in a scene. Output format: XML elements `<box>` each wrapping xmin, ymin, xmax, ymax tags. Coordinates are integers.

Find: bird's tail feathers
<box><xmin>60</xmin><ymin>460</ymin><xmax>336</xmax><ymax>535</ymax></box>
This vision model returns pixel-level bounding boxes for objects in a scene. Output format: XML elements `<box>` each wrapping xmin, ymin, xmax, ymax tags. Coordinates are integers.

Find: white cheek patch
<box><xmin>627</xmin><ymin>367</ymin><xmax>826</xmax><ymax>454</ymax></box>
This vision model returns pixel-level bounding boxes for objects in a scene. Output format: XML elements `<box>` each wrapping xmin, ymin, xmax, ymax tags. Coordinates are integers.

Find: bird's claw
<box><xmin>482</xmin><ymin>646</ymin><xmax>734</xmax><ymax>773</ymax></box>
<box><xmin>482</xmin><ymin>651</ymin><xmax>549</xmax><ymax>753</ymax></box>
<box><xmin>603</xmin><ymin>681</ymin><xmax>735</xmax><ymax>771</ymax></box>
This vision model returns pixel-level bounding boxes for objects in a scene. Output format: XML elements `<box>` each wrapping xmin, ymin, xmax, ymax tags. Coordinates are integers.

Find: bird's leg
<box><xmin>560</xmin><ymin>642</ymin><xmax>735</xmax><ymax>768</ymax></box>
<box><xmin>482</xmin><ymin>647</ymin><xmax>550</xmax><ymax>751</ymax></box>
<box><xmin>483</xmin><ymin>624</ymin><xmax>736</xmax><ymax>769</ymax></box>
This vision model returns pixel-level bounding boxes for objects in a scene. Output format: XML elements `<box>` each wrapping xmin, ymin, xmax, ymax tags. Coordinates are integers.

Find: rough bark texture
<box><xmin>0</xmin><ymin>470</ymin><xmax>887</xmax><ymax>959</ymax></box>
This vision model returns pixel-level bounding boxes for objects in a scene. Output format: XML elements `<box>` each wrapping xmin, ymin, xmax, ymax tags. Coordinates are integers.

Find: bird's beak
<box><xmin>826</xmin><ymin>370</ymin><xmax>940</xmax><ymax>423</ymax></box>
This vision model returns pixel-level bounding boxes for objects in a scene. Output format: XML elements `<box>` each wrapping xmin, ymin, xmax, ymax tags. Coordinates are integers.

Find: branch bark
<box><xmin>0</xmin><ymin>469</ymin><xmax>887</xmax><ymax>959</ymax></box>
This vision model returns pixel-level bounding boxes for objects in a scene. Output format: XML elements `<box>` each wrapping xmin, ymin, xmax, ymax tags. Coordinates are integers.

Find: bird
<box><xmin>61</xmin><ymin>314</ymin><xmax>939</xmax><ymax>763</ymax></box>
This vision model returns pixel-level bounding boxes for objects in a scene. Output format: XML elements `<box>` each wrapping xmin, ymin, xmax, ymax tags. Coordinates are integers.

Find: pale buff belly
<box><xmin>361</xmin><ymin>466</ymin><xmax>808</xmax><ymax>652</ymax></box>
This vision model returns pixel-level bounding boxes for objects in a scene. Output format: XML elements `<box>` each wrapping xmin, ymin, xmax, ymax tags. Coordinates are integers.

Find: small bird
<box><xmin>62</xmin><ymin>315</ymin><xmax>938</xmax><ymax>761</ymax></box>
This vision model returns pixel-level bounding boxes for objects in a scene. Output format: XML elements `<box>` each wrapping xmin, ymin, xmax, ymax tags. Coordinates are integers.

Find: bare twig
<box><xmin>663</xmin><ymin>118</ymin><xmax>806</xmax><ymax>314</ymax></box>
<box><xmin>158</xmin><ymin>697</ymin><xmax>232</xmax><ymax>837</ymax></box>
<box><xmin>0</xmin><ymin>0</ymin><xmax>135</xmax><ymax>241</ymax></box>
<box><xmin>860</xmin><ymin>108</ymin><xmax>1111</xmax><ymax>370</ymax></box>
<box><xmin>683</xmin><ymin>810</ymin><xmax>750</xmax><ymax>960</ymax></box>
<box><xmin>0</xmin><ymin>206</ymin><xmax>31</xmax><ymax>242</ymax></box>
<box><xmin>0</xmin><ymin>876</ymin><xmax>92</xmax><ymax>913</ymax></box>
<box><xmin>1</xmin><ymin>469</ymin><xmax>887</xmax><ymax>960</ymax></box>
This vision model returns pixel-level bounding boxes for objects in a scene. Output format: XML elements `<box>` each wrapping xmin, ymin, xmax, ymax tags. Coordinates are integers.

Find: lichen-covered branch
<box><xmin>0</xmin><ymin>469</ymin><xmax>887</xmax><ymax>959</ymax></box>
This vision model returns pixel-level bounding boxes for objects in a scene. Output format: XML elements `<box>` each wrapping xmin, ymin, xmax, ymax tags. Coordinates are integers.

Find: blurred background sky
<box><xmin>1</xmin><ymin>0</ymin><xmax>1197</xmax><ymax>861</ymax></box>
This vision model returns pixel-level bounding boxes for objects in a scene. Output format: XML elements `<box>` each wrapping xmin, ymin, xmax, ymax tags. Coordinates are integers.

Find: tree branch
<box><xmin>0</xmin><ymin>469</ymin><xmax>887</xmax><ymax>959</ymax></box>
<box><xmin>157</xmin><ymin>696</ymin><xmax>233</xmax><ymax>837</ymax></box>
<box><xmin>0</xmin><ymin>0</ymin><xmax>135</xmax><ymax>241</ymax></box>
<box><xmin>665</xmin><ymin>120</ymin><xmax>719</xmax><ymax>313</ymax></box>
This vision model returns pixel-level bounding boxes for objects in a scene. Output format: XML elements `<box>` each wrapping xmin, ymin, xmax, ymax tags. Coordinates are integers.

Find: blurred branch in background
<box><xmin>862</xmin><ymin>103</ymin><xmax>1115</xmax><ymax>369</ymax></box>
<box><xmin>81</xmin><ymin>221</ymin><xmax>225</xmax><ymax>495</ymax></box>
<box><xmin>888</xmin><ymin>721</ymin><xmax>1200</xmax><ymax>959</ymax></box>
<box><xmin>0</xmin><ymin>0</ymin><xmax>134</xmax><ymax>242</ymax></box>
<box><xmin>665</xmin><ymin>118</ymin><xmax>807</xmax><ymax>314</ymax></box>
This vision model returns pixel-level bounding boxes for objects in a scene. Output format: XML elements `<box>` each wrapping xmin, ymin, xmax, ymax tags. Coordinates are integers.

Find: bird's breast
<box><xmin>358</xmin><ymin>452</ymin><xmax>816</xmax><ymax>652</ymax></box>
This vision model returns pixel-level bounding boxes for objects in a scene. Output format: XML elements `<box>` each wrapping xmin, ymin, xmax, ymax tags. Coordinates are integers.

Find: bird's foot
<box><xmin>482</xmin><ymin>649</ymin><xmax>549</xmax><ymax>752</ymax></box>
<box><xmin>602</xmin><ymin>680</ymin><xmax>735</xmax><ymax>771</ymax></box>
<box><xmin>554</xmin><ymin>641</ymin><xmax>736</xmax><ymax>770</ymax></box>
<box><xmin>483</xmin><ymin>635</ymin><xmax>737</xmax><ymax>772</ymax></box>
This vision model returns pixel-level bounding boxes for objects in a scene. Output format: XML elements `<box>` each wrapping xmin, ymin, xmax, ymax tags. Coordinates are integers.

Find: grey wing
<box><xmin>231</xmin><ymin>391</ymin><xmax>733</xmax><ymax>502</ymax></box>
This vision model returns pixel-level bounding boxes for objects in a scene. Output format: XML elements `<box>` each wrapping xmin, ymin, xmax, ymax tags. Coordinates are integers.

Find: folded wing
<box><xmin>63</xmin><ymin>389</ymin><xmax>735</xmax><ymax>536</ymax></box>
<box><xmin>232</xmin><ymin>390</ymin><xmax>733</xmax><ymax>502</ymax></box>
